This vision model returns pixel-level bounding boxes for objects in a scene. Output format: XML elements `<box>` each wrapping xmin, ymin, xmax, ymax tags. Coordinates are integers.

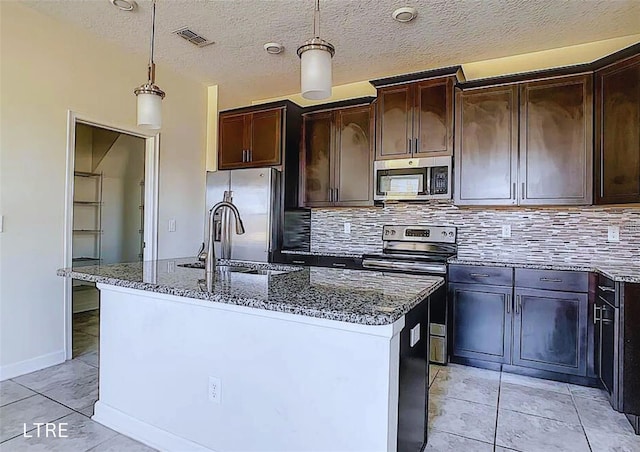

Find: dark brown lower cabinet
<box><xmin>449</xmin><ymin>265</ymin><xmax>592</xmax><ymax>381</ymax></box>
<box><xmin>595</xmin><ymin>276</ymin><xmax>640</xmax><ymax>434</ymax></box>
<box><xmin>449</xmin><ymin>283</ymin><xmax>512</xmax><ymax>364</ymax></box>
<box><xmin>513</xmin><ymin>288</ymin><xmax>588</xmax><ymax>376</ymax></box>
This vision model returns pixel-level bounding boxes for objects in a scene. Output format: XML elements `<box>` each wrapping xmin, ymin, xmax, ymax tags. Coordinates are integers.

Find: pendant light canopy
<box><xmin>134</xmin><ymin>0</ymin><xmax>165</xmax><ymax>130</ymax></box>
<box><xmin>297</xmin><ymin>0</ymin><xmax>335</xmax><ymax>100</ymax></box>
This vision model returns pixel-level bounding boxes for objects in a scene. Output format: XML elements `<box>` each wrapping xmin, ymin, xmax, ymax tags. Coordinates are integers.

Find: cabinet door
<box><xmin>301</xmin><ymin>112</ymin><xmax>333</xmax><ymax>207</ymax></box>
<box><xmin>595</xmin><ymin>55</ymin><xmax>640</xmax><ymax>204</ymax></box>
<box><xmin>414</xmin><ymin>78</ymin><xmax>453</xmax><ymax>157</ymax></box>
<box><xmin>249</xmin><ymin>108</ymin><xmax>282</xmax><ymax>166</ymax></box>
<box><xmin>376</xmin><ymin>85</ymin><xmax>413</xmax><ymax>160</ymax></box>
<box><xmin>218</xmin><ymin>113</ymin><xmax>248</xmax><ymax>170</ymax></box>
<box><xmin>454</xmin><ymin>85</ymin><xmax>519</xmax><ymax>205</ymax></box>
<box><xmin>334</xmin><ymin>105</ymin><xmax>374</xmax><ymax>206</ymax></box>
<box><xmin>519</xmin><ymin>75</ymin><xmax>593</xmax><ymax>205</ymax></box>
<box><xmin>513</xmin><ymin>288</ymin><xmax>587</xmax><ymax>376</ymax></box>
<box><xmin>449</xmin><ymin>283</ymin><xmax>512</xmax><ymax>364</ymax></box>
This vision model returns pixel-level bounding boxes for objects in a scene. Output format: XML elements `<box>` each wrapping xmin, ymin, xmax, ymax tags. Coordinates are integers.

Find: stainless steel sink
<box><xmin>243</xmin><ymin>269</ymin><xmax>290</xmax><ymax>275</ymax></box>
<box><xmin>178</xmin><ymin>262</ymin><xmax>296</xmax><ymax>275</ymax></box>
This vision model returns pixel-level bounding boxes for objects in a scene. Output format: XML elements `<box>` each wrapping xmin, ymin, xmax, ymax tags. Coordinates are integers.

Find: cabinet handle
<box><xmin>598</xmin><ymin>285</ymin><xmax>615</xmax><ymax>293</ymax></box>
<box><xmin>332</xmin><ymin>263</ymin><xmax>347</xmax><ymax>268</ymax></box>
<box><xmin>469</xmin><ymin>273</ymin><xmax>490</xmax><ymax>278</ymax></box>
<box><xmin>335</xmin><ymin>188</ymin><xmax>339</xmax><ymax>202</ymax></box>
<box><xmin>415</xmin><ymin>138</ymin><xmax>419</xmax><ymax>153</ymax></box>
<box><xmin>522</xmin><ymin>182</ymin><xmax>525</xmax><ymax>199</ymax></box>
<box><xmin>515</xmin><ymin>295</ymin><xmax>521</xmax><ymax>314</ymax></box>
<box><xmin>540</xmin><ymin>278</ymin><xmax>563</xmax><ymax>283</ymax></box>
<box><xmin>292</xmin><ymin>260</ymin><xmax>306</xmax><ymax>265</ymax></box>
<box><xmin>506</xmin><ymin>294</ymin><xmax>511</xmax><ymax>314</ymax></box>
<box><xmin>407</xmin><ymin>138</ymin><xmax>412</xmax><ymax>153</ymax></box>
<box><xmin>242</xmin><ymin>150</ymin><xmax>246</xmax><ymax>162</ymax></box>
<box><xmin>328</xmin><ymin>188</ymin><xmax>332</xmax><ymax>202</ymax></box>
<box><xmin>249</xmin><ymin>149</ymin><xmax>252</xmax><ymax>161</ymax></box>
<box><xmin>512</xmin><ymin>183</ymin><xmax>516</xmax><ymax>200</ymax></box>
<box><xmin>593</xmin><ymin>304</ymin><xmax>601</xmax><ymax>324</ymax></box>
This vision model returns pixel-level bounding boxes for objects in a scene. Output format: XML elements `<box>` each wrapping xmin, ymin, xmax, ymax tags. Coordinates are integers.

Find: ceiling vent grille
<box><xmin>173</xmin><ymin>27</ymin><xmax>214</xmax><ymax>47</ymax></box>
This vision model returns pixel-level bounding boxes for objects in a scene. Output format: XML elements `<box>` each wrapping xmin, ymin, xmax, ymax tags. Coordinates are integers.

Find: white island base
<box><xmin>92</xmin><ymin>284</ymin><xmax>407</xmax><ymax>452</ymax></box>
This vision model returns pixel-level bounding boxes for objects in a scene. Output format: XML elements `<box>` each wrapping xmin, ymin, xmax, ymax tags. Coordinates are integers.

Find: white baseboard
<box><xmin>0</xmin><ymin>350</ymin><xmax>66</xmax><ymax>381</ymax></box>
<box><xmin>93</xmin><ymin>401</ymin><xmax>215</xmax><ymax>452</ymax></box>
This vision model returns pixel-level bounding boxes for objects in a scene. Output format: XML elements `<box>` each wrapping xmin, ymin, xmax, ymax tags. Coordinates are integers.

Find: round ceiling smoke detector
<box><xmin>110</xmin><ymin>0</ymin><xmax>137</xmax><ymax>11</ymax></box>
<box><xmin>392</xmin><ymin>7</ymin><xmax>418</xmax><ymax>23</ymax></box>
<box><xmin>263</xmin><ymin>42</ymin><xmax>285</xmax><ymax>55</ymax></box>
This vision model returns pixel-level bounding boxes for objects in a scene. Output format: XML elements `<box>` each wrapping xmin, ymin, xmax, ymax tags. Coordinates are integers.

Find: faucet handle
<box><xmin>197</xmin><ymin>242</ymin><xmax>206</xmax><ymax>261</ymax></box>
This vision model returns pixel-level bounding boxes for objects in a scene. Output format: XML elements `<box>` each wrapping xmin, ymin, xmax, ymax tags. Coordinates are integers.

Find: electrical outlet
<box><xmin>344</xmin><ymin>222</ymin><xmax>351</xmax><ymax>234</ymax></box>
<box><xmin>608</xmin><ymin>226</ymin><xmax>620</xmax><ymax>242</ymax></box>
<box><xmin>410</xmin><ymin>324</ymin><xmax>420</xmax><ymax>347</ymax></box>
<box><xmin>208</xmin><ymin>376</ymin><xmax>221</xmax><ymax>404</ymax></box>
<box><xmin>501</xmin><ymin>225</ymin><xmax>511</xmax><ymax>238</ymax></box>
<box><xmin>168</xmin><ymin>219</ymin><xmax>176</xmax><ymax>232</ymax></box>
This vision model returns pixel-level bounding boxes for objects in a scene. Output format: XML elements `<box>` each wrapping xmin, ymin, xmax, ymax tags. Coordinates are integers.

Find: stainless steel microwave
<box><xmin>374</xmin><ymin>157</ymin><xmax>452</xmax><ymax>201</ymax></box>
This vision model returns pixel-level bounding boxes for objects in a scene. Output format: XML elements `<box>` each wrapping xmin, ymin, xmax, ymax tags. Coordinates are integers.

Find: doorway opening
<box><xmin>71</xmin><ymin>124</ymin><xmax>146</xmax><ymax>359</ymax></box>
<box><xmin>64</xmin><ymin>112</ymin><xmax>159</xmax><ymax>361</ymax></box>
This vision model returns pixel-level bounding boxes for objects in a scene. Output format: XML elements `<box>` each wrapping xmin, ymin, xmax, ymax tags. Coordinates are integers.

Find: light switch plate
<box><xmin>501</xmin><ymin>225</ymin><xmax>511</xmax><ymax>238</ymax></box>
<box><xmin>608</xmin><ymin>226</ymin><xmax>620</xmax><ymax>242</ymax></box>
<box><xmin>410</xmin><ymin>324</ymin><xmax>420</xmax><ymax>347</ymax></box>
<box><xmin>168</xmin><ymin>219</ymin><xmax>176</xmax><ymax>232</ymax></box>
<box><xmin>208</xmin><ymin>376</ymin><xmax>221</xmax><ymax>404</ymax></box>
<box><xmin>344</xmin><ymin>222</ymin><xmax>351</xmax><ymax>234</ymax></box>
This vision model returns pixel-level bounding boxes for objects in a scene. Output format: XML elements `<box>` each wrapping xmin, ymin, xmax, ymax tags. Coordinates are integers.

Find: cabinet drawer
<box><xmin>276</xmin><ymin>253</ymin><xmax>318</xmax><ymax>267</ymax></box>
<box><xmin>448</xmin><ymin>265</ymin><xmax>513</xmax><ymax>286</ymax></box>
<box><xmin>515</xmin><ymin>269</ymin><xmax>588</xmax><ymax>293</ymax></box>
<box><xmin>597</xmin><ymin>274</ymin><xmax>617</xmax><ymax>307</ymax></box>
<box><xmin>317</xmin><ymin>256</ymin><xmax>363</xmax><ymax>270</ymax></box>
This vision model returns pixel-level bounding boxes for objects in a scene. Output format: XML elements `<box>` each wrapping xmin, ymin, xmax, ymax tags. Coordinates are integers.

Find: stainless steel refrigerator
<box><xmin>205</xmin><ymin>168</ymin><xmax>281</xmax><ymax>263</ymax></box>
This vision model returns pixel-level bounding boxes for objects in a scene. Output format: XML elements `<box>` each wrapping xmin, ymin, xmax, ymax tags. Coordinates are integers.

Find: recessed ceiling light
<box><xmin>392</xmin><ymin>7</ymin><xmax>418</xmax><ymax>23</ymax></box>
<box><xmin>264</xmin><ymin>42</ymin><xmax>285</xmax><ymax>55</ymax></box>
<box><xmin>110</xmin><ymin>0</ymin><xmax>137</xmax><ymax>11</ymax></box>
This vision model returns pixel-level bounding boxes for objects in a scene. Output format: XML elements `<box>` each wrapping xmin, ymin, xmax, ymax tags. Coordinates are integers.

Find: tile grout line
<box><xmin>493</xmin><ymin>370</ymin><xmax>502</xmax><ymax>450</ymax></box>
<box><xmin>430</xmin><ymin>426</ymin><xmax>495</xmax><ymax>448</ymax></box>
<box><xmin>568</xmin><ymin>386</ymin><xmax>594</xmax><ymax>452</ymax></box>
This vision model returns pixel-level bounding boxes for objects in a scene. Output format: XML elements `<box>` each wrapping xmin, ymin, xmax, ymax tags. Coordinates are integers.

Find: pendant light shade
<box><xmin>134</xmin><ymin>0</ymin><xmax>165</xmax><ymax>130</ymax></box>
<box><xmin>297</xmin><ymin>0</ymin><xmax>335</xmax><ymax>100</ymax></box>
<box><xmin>136</xmin><ymin>90</ymin><xmax>163</xmax><ymax>129</ymax></box>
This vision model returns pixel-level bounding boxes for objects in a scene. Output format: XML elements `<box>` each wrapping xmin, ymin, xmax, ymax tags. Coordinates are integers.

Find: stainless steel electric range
<box><xmin>362</xmin><ymin>224</ymin><xmax>457</xmax><ymax>364</ymax></box>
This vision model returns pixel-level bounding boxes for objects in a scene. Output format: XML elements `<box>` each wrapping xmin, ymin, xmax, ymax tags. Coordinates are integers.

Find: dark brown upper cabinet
<box><xmin>595</xmin><ymin>54</ymin><xmax>640</xmax><ymax>204</ymax></box>
<box><xmin>300</xmin><ymin>104</ymin><xmax>374</xmax><ymax>207</ymax></box>
<box><xmin>519</xmin><ymin>75</ymin><xmax>593</xmax><ymax>205</ymax></box>
<box><xmin>454</xmin><ymin>85</ymin><xmax>519</xmax><ymax>206</ymax></box>
<box><xmin>455</xmin><ymin>74</ymin><xmax>593</xmax><ymax>206</ymax></box>
<box><xmin>218</xmin><ymin>107</ymin><xmax>283</xmax><ymax>169</ymax></box>
<box><xmin>375</xmin><ymin>77</ymin><xmax>454</xmax><ymax>160</ymax></box>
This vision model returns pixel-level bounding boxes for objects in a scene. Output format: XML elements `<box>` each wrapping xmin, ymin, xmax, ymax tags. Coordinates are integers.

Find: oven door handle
<box><xmin>362</xmin><ymin>259</ymin><xmax>446</xmax><ymax>275</ymax></box>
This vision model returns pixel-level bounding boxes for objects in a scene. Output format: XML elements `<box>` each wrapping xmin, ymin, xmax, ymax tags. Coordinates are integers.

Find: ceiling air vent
<box><xmin>173</xmin><ymin>27</ymin><xmax>214</xmax><ymax>47</ymax></box>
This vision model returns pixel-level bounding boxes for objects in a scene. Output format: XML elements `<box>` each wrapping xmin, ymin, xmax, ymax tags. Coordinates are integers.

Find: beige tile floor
<box><xmin>2</xmin><ymin>318</ymin><xmax>639</xmax><ymax>451</ymax></box>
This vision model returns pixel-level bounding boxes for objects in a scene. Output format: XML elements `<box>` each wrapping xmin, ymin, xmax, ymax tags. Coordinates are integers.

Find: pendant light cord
<box><xmin>148</xmin><ymin>0</ymin><xmax>157</xmax><ymax>84</ymax></box>
<box><xmin>313</xmin><ymin>0</ymin><xmax>320</xmax><ymax>38</ymax></box>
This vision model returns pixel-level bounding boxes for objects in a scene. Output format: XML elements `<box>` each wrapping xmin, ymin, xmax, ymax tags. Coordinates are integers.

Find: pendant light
<box><xmin>297</xmin><ymin>0</ymin><xmax>335</xmax><ymax>100</ymax></box>
<box><xmin>134</xmin><ymin>0</ymin><xmax>165</xmax><ymax>129</ymax></box>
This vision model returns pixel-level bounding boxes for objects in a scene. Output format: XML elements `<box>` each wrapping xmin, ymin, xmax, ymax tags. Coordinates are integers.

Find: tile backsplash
<box><xmin>311</xmin><ymin>202</ymin><xmax>640</xmax><ymax>265</ymax></box>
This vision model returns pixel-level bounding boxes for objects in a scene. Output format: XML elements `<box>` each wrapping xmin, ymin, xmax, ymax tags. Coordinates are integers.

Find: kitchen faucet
<box><xmin>199</xmin><ymin>195</ymin><xmax>245</xmax><ymax>275</ymax></box>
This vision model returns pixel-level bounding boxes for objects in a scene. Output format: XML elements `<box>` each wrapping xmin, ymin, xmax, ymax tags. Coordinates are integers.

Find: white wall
<box><xmin>0</xmin><ymin>2</ymin><xmax>207</xmax><ymax>379</ymax></box>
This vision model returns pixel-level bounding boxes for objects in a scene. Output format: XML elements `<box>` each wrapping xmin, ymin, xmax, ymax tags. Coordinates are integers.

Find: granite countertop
<box><xmin>58</xmin><ymin>258</ymin><xmax>443</xmax><ymax>326</ymax></box>
<box><xmin>447</xmin><ymin>258</ymin><xmax>640</xmax><ymax>283</ymax></box>
<box><xmin>280</xmin><ymin>250</ymin><xmax>363</xmax><ymax>259</ymax></box>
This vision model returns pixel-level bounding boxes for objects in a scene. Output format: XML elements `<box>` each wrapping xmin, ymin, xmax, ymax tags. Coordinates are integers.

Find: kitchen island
<box><xmin>58</xmin><ymin>258</ymin><xmax>444</xmax><ymax>452</ymax></box>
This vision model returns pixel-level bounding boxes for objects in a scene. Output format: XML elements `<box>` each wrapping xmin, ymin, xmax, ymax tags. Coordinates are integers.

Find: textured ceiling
<box><xmin>21</xmin><ymin>0</ymin><xmax>640</xmax><ymax>108</ymax></box>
